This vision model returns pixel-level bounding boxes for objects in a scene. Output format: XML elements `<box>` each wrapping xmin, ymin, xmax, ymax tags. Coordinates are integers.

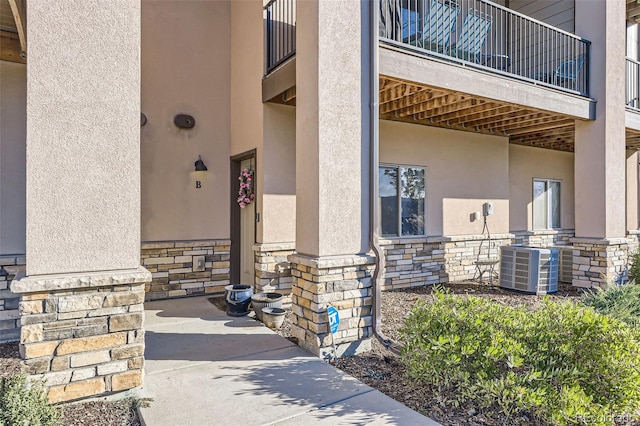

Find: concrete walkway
<box><xmin>139</xmin><ymin>296</ymin><xmax>438</xmax><ymax>425</ymax></box>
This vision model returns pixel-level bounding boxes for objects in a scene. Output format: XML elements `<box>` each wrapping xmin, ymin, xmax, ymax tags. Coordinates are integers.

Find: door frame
<box><xmin>230</xmin><ymin>149</ymin><xmax>257</xmax><ymax>284</ymax></box>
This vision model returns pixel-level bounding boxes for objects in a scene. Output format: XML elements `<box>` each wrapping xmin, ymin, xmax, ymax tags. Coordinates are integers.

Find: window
<box><xmin>533</xmin><ymin>179</ymin><xmax>561</xmax><ymax>229</ymax></box>
<box><xmin>379</xmin><ymin>165</ymin><xmax>425</xmax><ymax>237</ymax></box>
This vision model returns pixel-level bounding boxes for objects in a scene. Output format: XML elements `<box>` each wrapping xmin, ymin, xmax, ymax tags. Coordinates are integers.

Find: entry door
<box><xmin>240</xmin><ymin>158</ymin><xmax>255</xmax><ymax>286</ymax></box>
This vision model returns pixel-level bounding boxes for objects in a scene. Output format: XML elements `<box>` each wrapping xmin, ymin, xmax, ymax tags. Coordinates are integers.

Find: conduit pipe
<box><xmin>369</xmin><ymin>0</ymin><xmax>402</xmax><ymax>355</ymax></box>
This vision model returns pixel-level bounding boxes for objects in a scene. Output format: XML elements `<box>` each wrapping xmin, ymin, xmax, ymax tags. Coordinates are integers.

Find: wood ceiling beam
<box><xmin>443</xmin><ymin>105</ymin><xmax>515</xmax><ymax>126</ymax></box>
<box><xmin>0</xmin><ymin>29</ymin><xmax>24</xmax><ymax>63</ymax></box>
<box><xmin>412</xmin><ymin>96</ymin><xmax>477</xmax><ymax>119</ymax></box>
<box><xmin>506</xmin><ymin>119</ymin><xmax>575</xmax><ymax>136</ymax></box>
<box><xmin>7</xmin><ymin>0</ymin><xmax>25</xmax><ymax>55</ymax></box>
<box><xmin>384</xmin><ymin>92</ymin><xmax>460</xmax><ymax>117</ymax></box>
<box><xmin>453</xmin><ymin>107</ymin><xmax>533</xmax><ymax>128</ymax></box>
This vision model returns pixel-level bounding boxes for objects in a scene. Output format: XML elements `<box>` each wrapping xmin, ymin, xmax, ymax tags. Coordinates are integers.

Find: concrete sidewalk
<box><xmin>139</xmin><ymin>296</ymin><xmax>438</xmax><ymax>425</ymax></box>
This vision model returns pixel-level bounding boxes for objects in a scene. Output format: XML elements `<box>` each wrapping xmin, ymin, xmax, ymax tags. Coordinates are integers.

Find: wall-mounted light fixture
<box><xmin>0</xmin><ymin>266</ymin><xmax>8</xmax><ymax>277</ymax></box>
<box><xmin>175</xmin><ymin>114</ymin><xmax>195</xmax><ymax>129</ymax></box>
<box><xmin>194</xmin><ymin>155</ymin><xmax>208</xmax><ymax>171</ymax></box>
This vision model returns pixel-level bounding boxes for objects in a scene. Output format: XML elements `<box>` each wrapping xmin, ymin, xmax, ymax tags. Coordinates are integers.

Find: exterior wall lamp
<box><xmin>194</xmin><ymin>155</ymin><xmax>208</xmax><ymax>171</ymax></box>
<box><xmin>0</xmin><ymin>266</ymin><xmax>8</xmax><ymax>277</ymax></box>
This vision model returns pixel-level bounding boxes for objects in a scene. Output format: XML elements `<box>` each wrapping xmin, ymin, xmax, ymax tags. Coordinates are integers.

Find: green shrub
<box><xmin>400</xmin><ymin>291</ymin><xmax>640</xmax><ymax>425</ymax></box>
<box><xmin>0</xmin><ymin>373</ymin><xmax>61</xmax><ymax>426</ymax></box>
<box><xmin>629</xmin><ymin>251</ymin><xmax>640</xmax><ymax>284</ymax></box>
<box><xmin>582</xmin><ymin>282</ymin><xmax>640</xmax><ymax>327</ymax></box>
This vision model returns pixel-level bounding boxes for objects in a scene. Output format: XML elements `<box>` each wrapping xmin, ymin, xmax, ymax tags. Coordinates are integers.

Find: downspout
<box><xmin>369</xmin><ymin>0</ymin><xmax>401</xmax><ymax>355</ymax></box>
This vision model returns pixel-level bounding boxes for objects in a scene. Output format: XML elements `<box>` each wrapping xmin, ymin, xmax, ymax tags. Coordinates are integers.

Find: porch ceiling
<box><xmin>380</xmin><ymin>76</ymin><xmax>577</xmax><ymax>152</ymax></box>
<box><xmin>628</xmin><ymin>0</ymin><xmax>640</xmax><ymax>23</ymax></box>
<box><xmin>627</xmin><ymin>129</ymin><xmax>640</xmax><ymax>150</ymax></box>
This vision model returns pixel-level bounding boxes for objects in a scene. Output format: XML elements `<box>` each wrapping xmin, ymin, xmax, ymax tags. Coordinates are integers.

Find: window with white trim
<box><xmin>379</xmin><ymin>165</ymin><xmax>425</xmax><ymax>237</ymax></box>
<box><xmin>533</xmin><ymin>179</ymin><xmax>561</xmax><ymax>229</ymax></box>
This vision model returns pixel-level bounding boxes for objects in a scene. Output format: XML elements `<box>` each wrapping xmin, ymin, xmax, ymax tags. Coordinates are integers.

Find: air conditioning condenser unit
<box><xmin>500</xmin><ymin>246</ymin><xmax>559</xmax><ymax>294</ymax></box>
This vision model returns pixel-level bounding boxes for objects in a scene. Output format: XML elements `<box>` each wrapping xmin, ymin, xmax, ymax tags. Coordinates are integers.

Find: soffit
<box><xmin>380</xmin><ymin>76</ymin><xmax>578</xmax><ymax>152</ymax></box>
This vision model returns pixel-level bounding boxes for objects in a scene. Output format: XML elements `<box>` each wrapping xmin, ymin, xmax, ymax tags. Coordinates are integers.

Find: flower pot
<box><xmin>261</xmin><ymin>307</ymin><xmax>286</xmax><ymax>330</ymax></box>
<box><xmin>251</xmin><ymin>292</ymin><xmax>283</xmax><ymax>322</ymax></box>
<box><xmin>224</xmin><ymin>284</ymin><xmax>253</xmax><ymax>317</ymax></box>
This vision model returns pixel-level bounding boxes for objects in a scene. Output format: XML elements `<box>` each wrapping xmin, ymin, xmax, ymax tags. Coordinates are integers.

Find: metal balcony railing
<box><xmin>628</xmin><ymin>57</ymin><xmax>640</xmax><ymax>111</ymax></box>
<box><xmin>380</xmin><ymin>0</ymin><xmax>591</xmax><ymax>97</ymax></box>
<box><xmin>265</xmin><ymin>0</ymin><xmax>296</xmax><ymax>75</ymax></box>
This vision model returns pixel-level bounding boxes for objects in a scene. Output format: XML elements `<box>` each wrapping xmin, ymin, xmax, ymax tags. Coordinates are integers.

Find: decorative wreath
<box><xmin>237</xmin><ymin>168</ymin><xmax>255</xmax><ymax>208</ymax></box>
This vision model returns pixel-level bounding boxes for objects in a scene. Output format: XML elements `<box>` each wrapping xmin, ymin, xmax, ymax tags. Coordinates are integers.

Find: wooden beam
<box><xmin>282</xmin><ymin>86</ymin><xmax>296</xmax><ymax>103</ymax></box>
<box><xmin>0</xmin><ymin>30</ymin><xmax>24</xmax><ymax>63</ymax></box>
<box><xmin>380</xmin><ymin>90</ymin><xmax>450</xmax><ymax>116</ymax></box>
<box><xmin>444</xmin><ymin>105</ymin><xmax>515</xmax><ymax>126</ymax></box>
<box><xmin>507</xmin><ymin>119</ymin><xmax>575</xmax><ymax>136</ymax></box>
<box><xmin>453</xmin><ymin>108</ymin><xmax>531</xmax><ymax>128</ymax></box>
<box><xmin>7</xmin><ymin>0</ymin><xmax>25</xmax><ymax>54</ymax></box>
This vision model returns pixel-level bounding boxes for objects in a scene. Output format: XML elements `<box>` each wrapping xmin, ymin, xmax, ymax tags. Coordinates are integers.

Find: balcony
<box><xmin>381</xmin><ymin>0</ymin><xmax>590</xmax><ymax>97</ymax></box>
<box><xmin>263</xmin><ymin>0</ymin><xmax>595</xmax><ymax>152</ymax></box>
<box><xmin>265</xmin><ymin>0</ymin><xmax>296</xmax><ymax>75</ymax></box>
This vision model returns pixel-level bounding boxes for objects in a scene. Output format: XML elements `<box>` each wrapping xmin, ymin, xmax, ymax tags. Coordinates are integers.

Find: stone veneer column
<box><xmin>10</xmin><ymin>0</ymin><xmax>149</xmax><ymax>402</ymax></box>
<box><xmin>292</xmin><ymin>0</ymin><xmax>374</xmax><ymax>357</ymax></box>
<box><xmin>572</xmin><ymin>0</ymin><xmax>628</xmax><ymax>286</ymax></box>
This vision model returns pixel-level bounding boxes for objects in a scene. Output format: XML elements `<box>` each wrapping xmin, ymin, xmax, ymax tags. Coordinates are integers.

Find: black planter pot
<box><xmin>224</xmin><ymin>285</ymin><xmax>253</xmax><ymax>317</ymax></box>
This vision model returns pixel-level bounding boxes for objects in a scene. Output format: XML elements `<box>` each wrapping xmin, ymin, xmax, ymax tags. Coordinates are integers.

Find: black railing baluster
<box><xmin>264</xmin><ymin>0</ymin><xmax>296</xmax><ymax>75</ymax></box>
<box><xmin>377</xmin><ymin>0</ymin><xmax>590</xmax><ymax>97</ymax></box>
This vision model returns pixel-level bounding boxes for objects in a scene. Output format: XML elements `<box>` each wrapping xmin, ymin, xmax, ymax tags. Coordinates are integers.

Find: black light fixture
<box><xmin>194</xmin><ymin>155</ymin><xmax>208</xmax><ymax>171</ymax></box>
<box><xmin>0</xmin><ymin>266</ymin><xmax>8</xmax><ymax>277</ymax></box>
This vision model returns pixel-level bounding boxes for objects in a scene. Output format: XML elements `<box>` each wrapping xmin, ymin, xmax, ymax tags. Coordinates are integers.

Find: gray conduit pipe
<box><xmin>369</xmin><ymin>0</ymin><xmax>402</xmax><ymax>356</ymax></box>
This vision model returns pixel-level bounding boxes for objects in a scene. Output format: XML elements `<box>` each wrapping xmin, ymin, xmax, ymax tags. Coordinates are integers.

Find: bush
<box><xmin>582</xmin><ymin>282</ymin><xmax>640</xmax><ymax>327</ymax></box>
<box><xmin>400</xmin><ymin>291</ymin><xmax>640</xmax><ymax>425</ymax></box>
<box><xmin>630</xmin><ymin>251</ymin><xmax>640</xmax><ymax>284</ymax></box>
<box><xmin>0</xmin><ymin>373</ymin><xmax>61</xmax><ymax>426</ymax></box>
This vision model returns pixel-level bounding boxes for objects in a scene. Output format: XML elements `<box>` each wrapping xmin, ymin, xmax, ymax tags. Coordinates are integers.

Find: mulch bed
<box><xmin>330</xmin><ymin>281</ymin><xmax>586</xmax><ymax>426</ymax></box>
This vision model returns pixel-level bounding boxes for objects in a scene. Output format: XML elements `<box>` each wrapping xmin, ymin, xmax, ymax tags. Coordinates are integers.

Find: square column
<box><xmin>572</xmin><ymin>0</ymin><xmax>630</xmax><ymax>286</ymax></box>
<box><xmin>11</xmin><ymin>0</ymin><xmax>149</xmax><ymax>402</ymax></box>
<box><xmin>292</xmin><ymin>0</ymin><xmax>374</xmax><ymax>357</ymax></box>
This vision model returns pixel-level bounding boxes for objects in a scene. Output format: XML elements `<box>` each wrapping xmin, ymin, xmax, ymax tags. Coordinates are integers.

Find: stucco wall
<box><xmin>261</xmin><ymin>104</ymin><xmax>296</xmax><ymax>244</ymax></box>
<box><xmin>141</xmin><ymin>0</ymin><xmax>230</xmax><ymax>241</ymax></box>
<box><xmin>0</xmin><ymin>62</ymin><xmax>26</xmax><ymax>255</ymax></box>
<box><xmin>379</xmin><ymin>120</ymin><xmax>510</xmax><ymax>237</ymax></box>
<box><xmin>509</xmin><ymin>144</ymin><xmax>575</xmax><ymax>232</ymax></box>
<box><xmin>26</xmin><ymin>0</ymin><xmax>141</xmax><ymax>275</ymax></box>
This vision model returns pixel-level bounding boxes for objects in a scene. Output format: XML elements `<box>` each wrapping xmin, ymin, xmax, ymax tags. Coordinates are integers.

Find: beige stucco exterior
<box><xmin>261</xmin><ymin>104</ymin><xmax>296</xmax><ymax>244</ymax></box>
<box><xmin>296</xmin><ymin>0</ymin><xmax>368</xmax><ymax>257</ymax></box>
<box><xmin>380</xmin><ymin>120</ymin><xmax>509</xmax><ymax>237</ymax></box>
<box><xmin>574</xmin><ymin>0</ymin><xmax>627</xmax><ymax>239</ymax></box>
<box><xmin>141</xmin><ymin>0</ymin><xmax>230</xmax><ymax>242</ymax></box>
<box><xmin>25</xmin><ymin>0</ymin><xmax>141</xmax><ymax>275</ymax></box>
<box><xmin>509</xmin><ymin>144</ymin><xmax>575</xmax><ymax>232</ymax></box>
<box><xmin>0</xmin><ymin>62</ymin><xmax>26</xmax><ymax>255</ymax></box>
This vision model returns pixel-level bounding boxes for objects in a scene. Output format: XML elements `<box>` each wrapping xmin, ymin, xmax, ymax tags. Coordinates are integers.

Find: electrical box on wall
<box><xmin>482</xmin><ymin>202</ymin><xmax>494</xmax><ymax>217</ymax></box>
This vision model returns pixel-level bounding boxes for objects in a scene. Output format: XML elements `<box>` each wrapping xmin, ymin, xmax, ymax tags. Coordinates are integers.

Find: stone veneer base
<box><xmin>512</xmin><ymin>229</ymin><xmax>575</xmax><ymax>247</ymax></box>
<box><xmin>0</xmin><ymin>255</ymin><xmax>25</xmax><ymax>343</ymax></box>
<box><xmin>142</xmin><ymin>240</ymin><xmax>230</xmax><ymax>301</ymax></box>
<box><xmin>379</xmin><ymin>234</ymin><xmax>514</xmax><ymax>290</ymax></box>
<box><xmin>288</xmin><ymin>253</ymin><xmax>375</xmax><ymax>359</ymax></box>
<box><xmin>254</xmin><ymin>243</ymin><xmax>294</xmax><ymax>293</ymax></box>
<box><xmin>570</xmin><ymin>237</ymin><xmax>638</xmax><ymax>287</ymax></box>
<box><xmin>11</xmin><ymin>267</ymin><xmax>151</xmax><ymax>403</ymax></box>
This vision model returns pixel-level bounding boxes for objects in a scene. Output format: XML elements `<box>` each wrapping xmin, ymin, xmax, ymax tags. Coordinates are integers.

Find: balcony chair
<box><xmin>552</xmin><ymin>53</ymin><xmax>586</xmax><ymax>92</ymax></box>
<box><xmin>402</xmin><ymin>0</ymin><xmax>460</xmax><ymax>52</ymax></box>
<box><xmin>451</xmin><ymin>9</ymin><xmax>493</xmax><ymax>63</ymax></box>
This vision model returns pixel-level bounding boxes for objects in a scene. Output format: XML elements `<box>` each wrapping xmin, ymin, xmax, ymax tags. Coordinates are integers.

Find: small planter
<box><xmin>224</xmin><ymin>284</ymin><xmax>253</xmax><ymax>317</ymax></box>
<box><xmin>251</xmin><ymin>293</ymin><xmax>283</xmax><ymax>322</ymax></box>
<box><xmin>261</xmin><ymin>307</ymin><xmax>286</xmax><ymax>330</ymax></box>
